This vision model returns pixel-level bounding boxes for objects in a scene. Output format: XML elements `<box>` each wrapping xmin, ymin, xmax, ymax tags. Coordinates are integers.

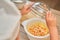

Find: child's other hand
<box><xmin>45</xmin><ymin>11</ymin><xmax>56</xmax><ymax>27</ymax></box>
<box><xmin>21</xmin><ymin>2</ymin><xmax>34</xmax><ymax>15</ymax></box>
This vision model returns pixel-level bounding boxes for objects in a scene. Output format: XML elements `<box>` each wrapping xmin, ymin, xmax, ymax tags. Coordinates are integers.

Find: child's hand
<box><xmin>21</xmin><ymin>2</ymin><xmax>34</xmax><ymax>15</ymax></box>
<box><xmin>45</xmin><ymin>11</ymin><xmax>59</xmax><ymax>40</ymax></box>
<box><xmin>45</xmin><ymin>11</ymin><xmax>56</xmax><ymax>27</ymax></box>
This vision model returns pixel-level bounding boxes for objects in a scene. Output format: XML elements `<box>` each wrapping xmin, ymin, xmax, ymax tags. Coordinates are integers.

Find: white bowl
<box><xmin>22</xmin><ymin>18</ymin><xmax>50</xmax><ymax>40</ymax></box>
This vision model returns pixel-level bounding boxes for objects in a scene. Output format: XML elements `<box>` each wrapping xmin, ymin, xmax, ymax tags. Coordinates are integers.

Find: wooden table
<box><xmin>20</xmin><ymin>9</ymin><xmax>60</xmax><ymax>40</ymax></box>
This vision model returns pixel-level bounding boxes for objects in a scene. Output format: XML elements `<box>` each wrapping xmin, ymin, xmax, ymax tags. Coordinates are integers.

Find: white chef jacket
<box><xmin>0</xmin><ymin>0</ymin><xmax>21</xmax><ymax>40</ymax></box>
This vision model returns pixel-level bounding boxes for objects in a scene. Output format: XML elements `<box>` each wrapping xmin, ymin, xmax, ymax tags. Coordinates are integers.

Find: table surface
<box><xmin>20</xmin><ymin>9</ymin><xmax>60</xmax><ymax>40</ymax></box>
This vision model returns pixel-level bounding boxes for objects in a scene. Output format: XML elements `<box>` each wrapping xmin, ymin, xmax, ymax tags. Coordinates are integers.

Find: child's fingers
<box><xmin>27</xmin><ymin>9</ymin><xmax>31</xmax><ymax>13</ymax></box>
<box><xmin>46</xmin><ymin>11</ymin><xmax>49</xmax><ymax>17</ymax></box>
<box><xmin>48</xmin><ymin>11</ymin><xmax>52</xmax><ymax>17</ymax></box>
<box><xmin>45</xmin><ymin>11</ymin><xmax>50</xmax><ymax>19</ymax></box>
<box><xmin>46</xmin><ymin>11</ymin><xmax>52</xmax><ymax>18</ymax></box>
<box><xmin>45</xmin><ymin>11</ymin><xmax>52</xmax><ymax>21</ymax></box>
